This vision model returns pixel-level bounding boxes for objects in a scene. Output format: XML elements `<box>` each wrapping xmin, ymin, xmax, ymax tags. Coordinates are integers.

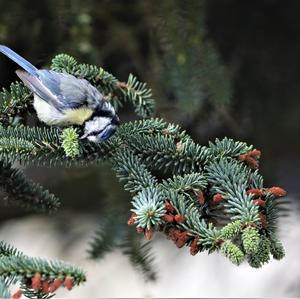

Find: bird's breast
<box><xmin>63</xmin><ymin>107</ymin><xmax>94</xmax><ymax>125</ymax></box>
<box><xmin>33</xmin><ymin>95</ymin><xmax>65</xmax><ymax>125</ymax></box>
<box><xmin>33</xmin><ymin>95</ymin><xmax>93</xmax><ymax>126</ymax></box>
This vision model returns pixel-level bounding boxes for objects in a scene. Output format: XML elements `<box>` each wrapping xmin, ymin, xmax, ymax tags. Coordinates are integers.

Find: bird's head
<box><xmin>80</xmin><ymin>108</ymin><xmax>120</xmax><ymax>143</ymax></box>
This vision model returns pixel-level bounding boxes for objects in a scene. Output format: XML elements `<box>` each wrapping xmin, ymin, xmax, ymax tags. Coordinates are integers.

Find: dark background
<box><xmin>0</xmin><ymin>0</ymin><xmax>299</xmax><ymax>219</ymax></box>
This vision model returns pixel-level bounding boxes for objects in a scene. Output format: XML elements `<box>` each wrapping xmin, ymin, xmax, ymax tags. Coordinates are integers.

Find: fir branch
<box><xmin>0</xmin><ymin>241</ymin><xmax>85</xmax><ymax>297</ymax></box>
<box><xmin>0</xmin><ymin>126</ymin><xmax>115</xmax><ymax>167</ymax></box>
<box><xmin>111</xmin><ymin>149</ymin><xmax>157</xmax><ymax>193</ymax></box>
<box><xmin>88</xmin><ymin>214</ymin><xmax>126</xmax><ymax>260</ymax></box>
<box><xmin>205</xmin><ymin>158</ymin><xmax>259</xmax><ymax>223</ymax></box>
<box><xmin>208</xmin><ymin>137</ymin><xmax>253</xmax><ymax>158</ymax></box>
<box><xmin>0</xmin><ymin>82</ymin><xmax>32</xmax><ymax>126</ymax></box>
<box><xmin>117</xmin><ymin>118</ymin><xmax>189</xmax><ymax>141</ymax></box>
<box><xmin>0</xmin><ymin>51</ymin><xmax>287</xmax><ymax>271</ymax></box>
<box><xmin>0</xmin><ymin>255</ymin><xmax>86</xmax><ymax>287</ymax></box>
<box><xmin>264</xmin><ymin>194</ymin><xmax>280</xmax><ymax>234</ymax></box>
<box><xmin>121</xmin><ymin>234</ymin><xmax>157</xmax><ymax>281</ymax></box>
<box><xmin>0</xmin><ymin>241</ymin><xmax>23</xmax><ymax>258</ymax></box>
<box><xmin>161</xmin><ymin>173</ymin><xmax>207</xmax><ymax>194</ymax></box>
<box><xmin>126</xmin><ymin>133</ymin><xmax>208</xmax><ymax>174</ymax></box>
<box><xmin>0</xmin><ymin>162</ymin><xmax>60</xmax><ymax>212</ymax></box>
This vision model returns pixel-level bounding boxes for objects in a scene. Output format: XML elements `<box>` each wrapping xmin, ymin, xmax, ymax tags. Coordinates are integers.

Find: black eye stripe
<box><xmin>93</xmin><ymin>109</ymin><xmax>113</xmax><ymax>118</ymax></box>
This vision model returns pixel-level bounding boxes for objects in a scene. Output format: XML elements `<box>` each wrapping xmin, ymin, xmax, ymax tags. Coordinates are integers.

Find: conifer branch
<box><xmin>0</xmin><ymin>50</ymin><xmax>287</xmax><ymax>292</ymax></box>
<box><xmin>121</xmin><ymin>234</ymin><xmax>157</xmax><ymax>281</ymax></box>
<box><xmin>0</xmin><ymin>82</ymin><xmax>32</xmax><ymax>126</ymax></box>
<box><xmin>88</xmin><ymin>214</ymin><xmax>126</xmax><ymax>260</ymax></box>
<box><xmin>0</xmin><ymin>241</ymin><xmax>85</xmax><ymax>298</ymax></box>
<box><xmin>88</xmin><ymin>216</ymin><xmax>157</xmax><ymax>281</ymax></box>
<box><xmin>0</xmin><ymin>162</ymin><xmax>60</xmax><ymax>212</ymax></box>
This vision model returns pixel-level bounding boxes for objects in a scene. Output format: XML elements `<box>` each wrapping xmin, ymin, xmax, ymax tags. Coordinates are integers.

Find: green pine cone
<box><xmin>221</xmin><ymin>240</ymin><xmax>245</xmax><ymax>266</ymax></box>
<box><xmin>221</xmin><ymin>220</ymin><xmax>242</xmax><ymax>239</ymax></box>
<box><xmin>61</xmin><ymin>128</ymin><xmax>80</xmax><ymax>158</ymax></box>
<box><xmin>242</xmin><ymin>226</ymin><xmax>260</xmax><ymax>254</ymax></box>
<box><xmin>247</xmin><ymin>236</ymin><xmax>271</xmax><ymax>268</ymax></box>
<box><xmin>270</xmin><ymin>238</ymin><xmax>285</xmax><ymax>260</ymax></box>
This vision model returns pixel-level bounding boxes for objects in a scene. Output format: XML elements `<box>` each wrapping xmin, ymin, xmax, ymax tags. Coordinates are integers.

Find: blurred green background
<box><xmin>0</xmin><ymin>0</ymin><xmax>299</xmax><ymax>220</ymax></box>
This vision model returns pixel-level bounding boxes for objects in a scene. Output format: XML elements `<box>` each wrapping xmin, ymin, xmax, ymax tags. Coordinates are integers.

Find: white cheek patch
<box><xmin>84</xmin><ymin>117</ymin><xmax>111</xmax><ymax>133</ymax></box>
<box><xmin>87</xmin><ymin>135</ymin><xmax>98</xmax><ymax>143</ymax></box>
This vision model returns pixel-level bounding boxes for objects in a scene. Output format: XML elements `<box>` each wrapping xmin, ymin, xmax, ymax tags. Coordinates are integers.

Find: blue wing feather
<box><xmin>0</xmin><ymin>45</ymin><xmax>38</xmax><ymax>75</ymax></box>
<box><xmin>37</xmin><ymin>70</ymin><xmax>92</xmax><ymax>109</ymax></box>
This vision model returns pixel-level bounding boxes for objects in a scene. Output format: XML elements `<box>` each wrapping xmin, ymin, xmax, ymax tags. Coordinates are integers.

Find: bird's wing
<box><xmin>16</xmin><ymin>69</ymin><xmax>100</xmax><ymax>112</ymax></box>
<box><xmin>38</xmin><ymin>70</ymin><xmax>102</xmax><ymax>109</ymax></box>
<box><xmin>16</xmin><ymin>70</ymin><xmax>65</xmax><ymax>112</ymax></box>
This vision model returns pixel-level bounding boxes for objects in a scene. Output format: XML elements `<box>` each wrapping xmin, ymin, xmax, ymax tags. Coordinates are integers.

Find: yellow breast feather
<box><xmin>64</xmin><ymin>107</ymin><xmax>94</xmax><ymax>125</ymax></box>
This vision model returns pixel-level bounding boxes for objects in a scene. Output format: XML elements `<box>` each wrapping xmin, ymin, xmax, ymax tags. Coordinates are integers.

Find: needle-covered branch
<box><xmin>0</xmin><ymin>241</ymin><xmax>86</xmax><ymax>298</ymax></box>
<box><xmin>0</xmin><ymin>162</ymin><xmax>60</xmax><ymax>212</ymax></box>
<box><xmin>0</xmin><ymin>51</ymin><xmax>287</xmax><ymax>298</ymax></box>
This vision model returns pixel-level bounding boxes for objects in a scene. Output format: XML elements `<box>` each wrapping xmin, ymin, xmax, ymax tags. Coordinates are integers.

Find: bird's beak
<box><xmin>112</xmin><ymin>115</ymin><xmax>120</xmax><ymax>126</ymax></box>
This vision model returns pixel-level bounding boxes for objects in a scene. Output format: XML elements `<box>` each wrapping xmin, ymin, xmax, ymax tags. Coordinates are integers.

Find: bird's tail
<box><xmin>0</xmin><ymin>45</ymin><xmax>38</xmax><ymax>75</ymax></box>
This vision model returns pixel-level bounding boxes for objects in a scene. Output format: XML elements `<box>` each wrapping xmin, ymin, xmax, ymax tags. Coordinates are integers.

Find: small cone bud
<box><xmin>268</xmin><ymin>187</ymin><xmax>287</xmax><ymax>197</ymax></box>
<box><xmin>249</xmin><ymin>149</ymin><xmax>261</xmax><ymax>158</ymax></box>
<box><xmin>49</xmin><ymin>278</ymin><xmax>62</xmax><ymax>293</ymax></box>
<box><xmin>176</xmin><ymin>141</ymin><xmax>184</xmax><ymax>152</ymax></box>
<box><xmin>32</xmin><ymin>272</ymin><xmax>41</xmax><ymax>291</ymax></box>
<box><xmin>127</xmin><ymin>213</ymin><xmax>136</xmax><ymax>226</ymax></box>
<box><xmin>161</xmin><ymin>214</ymin><xmax>174</xmax><ymax>222</ymax></box>
<box><xmin>245</xmin><ymin>156</ymin><xmax>259</xmax><ymax>169</ymax></box>
<box><xmin>238</xmin><ymin>154</ymin><xmax>246</xmax><ymax>161</ymax></box>
<box><xmin>166</xmin><ymin>228</ymin><xmax>179</xmax><ymax>241</ymax></box>
<box><xmin>164</xmin><ymin>202</ymin><xmax>175</xmax><ymax>213</ymax></box>
<box><xmin>64</xmin><ymin>276</ymin><xmax>73</xmax><ymax>290</ymax></box>
<box><xmin>174</xmin><ymin>214</ymin><xmax>185</xmax><ymax>223</ymax></box>
<box><xmin>175</xmin><ymin>231</ymin><xmax>189</xmax><ymax>248</ymax></box>
<box><xmin>144</xmin><ymin>228</ymin><xmax>154</xmax><ymax>240</ymax></box>
<box><xmin>42</xmin><ymin>280</ymin><xmax>49</xmax><ymax>293</ymax></box>
<box><xmin>190</xmin><ymin>237</ymin><xmax>200</xmax><ymax>256</ymax></box>
<box><xmin>239</xmin><ymin>151</ymin><xmax>260</xmax><ymax>169</ymax></box>
<box><xmin>196</xmin><ymin>191</ymin><xmax>205</xmax><ymax>205</ymax></box>
<box><xmin>252</xmin><ymin>198</ymin><xmax>266</xmax><ymax>207</ymax></box>
<box><xmin>212</xmin><ymin>193</ymin><xmax>224</xmax><ymax>204</ymax></box>
<box><xmin>162</xmin><ymin>128</ymin><xmax>170</xmax><ymax>135</ymax></box>
<box><xmin>12</xmin><ymin>289</ymin><xmax>23</xmax><ymax>299</ymax></box>
<box><xmin>247</xmin><ymin>188</ymin><xmax>263</xmax><ymax>197</ymax></box>
<box><xmin>258</xmin><ymin>212</ymin><xmax>268</xmax><ymax>228</ymax></box>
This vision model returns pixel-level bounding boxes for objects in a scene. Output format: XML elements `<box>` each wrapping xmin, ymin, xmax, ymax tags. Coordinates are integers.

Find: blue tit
<box><xmin>0</xmin><ymin>45</ymin><xmax>120</xmax><ymax>143</ymax></box>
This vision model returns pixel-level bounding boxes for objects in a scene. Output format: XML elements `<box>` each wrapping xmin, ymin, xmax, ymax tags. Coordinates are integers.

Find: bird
<box><xmin>0</xmin><ymin>45</ymin><xmax>120</xmax><ymax>143</ymax></box>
